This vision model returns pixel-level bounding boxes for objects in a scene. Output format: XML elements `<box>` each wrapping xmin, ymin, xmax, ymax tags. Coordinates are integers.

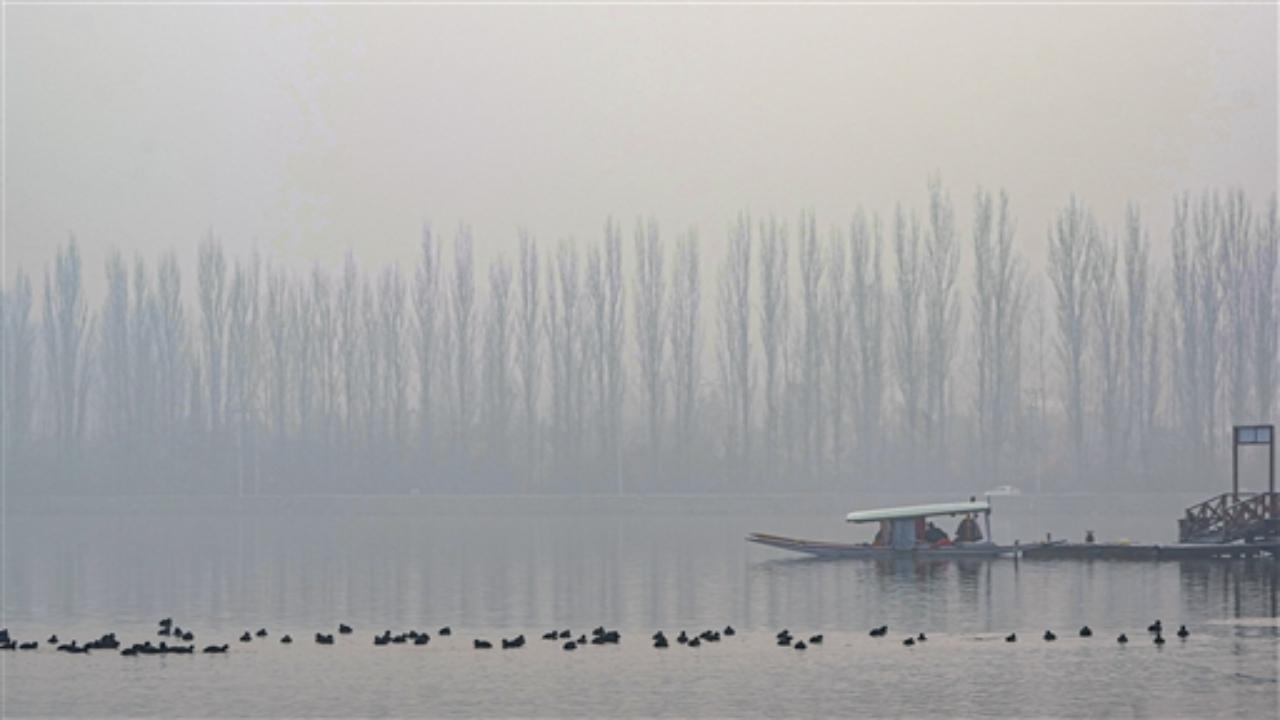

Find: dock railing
<box><xmin>1179</xmin><ymin>491</ymin><xmax>1280</xmax><ymax>543</ymax></box>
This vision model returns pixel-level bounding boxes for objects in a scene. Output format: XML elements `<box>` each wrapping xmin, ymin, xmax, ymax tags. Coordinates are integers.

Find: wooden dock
<box><xmin>1020</xmin><ymin>541</ymin><xmax>1279</xmax><ymax>561</ymax></box>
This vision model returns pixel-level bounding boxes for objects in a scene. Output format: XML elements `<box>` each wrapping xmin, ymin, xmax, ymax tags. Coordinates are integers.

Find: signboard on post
<box><xmin>1232</xmin><ymin>424</ymin><xmax>1276</xmax><ymax>499</ymax></box>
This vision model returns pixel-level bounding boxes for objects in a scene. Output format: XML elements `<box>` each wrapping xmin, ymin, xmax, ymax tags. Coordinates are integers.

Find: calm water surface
<box><xmin>2</xmin><ymin>495</ymin><xmax>1277</xmax><ymax>717</ymax></box>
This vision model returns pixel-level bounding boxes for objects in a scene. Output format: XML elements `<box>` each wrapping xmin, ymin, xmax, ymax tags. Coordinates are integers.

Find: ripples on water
<box><xmin>2</xmin><ymin>495</ymin><xmax>1277</xmax><ymax>717</ymax></box>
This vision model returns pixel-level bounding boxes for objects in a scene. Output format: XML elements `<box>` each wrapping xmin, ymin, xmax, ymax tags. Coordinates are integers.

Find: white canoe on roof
<box><xmin>846</xmin><ymin>500</ymin><xmax>991</xmax><ymax>523</ymax></box>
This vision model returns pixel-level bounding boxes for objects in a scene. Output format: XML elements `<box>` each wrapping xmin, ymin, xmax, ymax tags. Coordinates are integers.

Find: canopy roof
<box><xmin>846</xmin><ymin>500</ymin><xmax>991</xmax><ymax>523</ymax></box>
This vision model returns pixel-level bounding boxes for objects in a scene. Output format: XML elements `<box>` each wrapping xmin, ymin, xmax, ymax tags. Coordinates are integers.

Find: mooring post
<box><xmin>1233</xmin><ymin>428</ymin><xmax>1239</xmax><ymax>501</ymax></box>
<box><xmin>1269</xmin><ymin>426</ymin><xmax>1274</xmax><ymax>495</ymax></box>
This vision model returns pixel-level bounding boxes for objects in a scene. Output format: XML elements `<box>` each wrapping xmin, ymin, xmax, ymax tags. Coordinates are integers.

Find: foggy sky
<box><xmin>5</xmin><ymin>3</ymin><xmax>1277</xmax><ymax>289</ymax></box>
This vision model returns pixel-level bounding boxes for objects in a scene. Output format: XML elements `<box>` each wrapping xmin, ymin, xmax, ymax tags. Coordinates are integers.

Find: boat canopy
<box><xmin>846</xmin><ymin>500</ymin><xmax>991</xmax><ymax>524</ymax></box>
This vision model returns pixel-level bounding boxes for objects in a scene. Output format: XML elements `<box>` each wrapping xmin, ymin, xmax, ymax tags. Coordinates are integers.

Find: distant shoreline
<box><xmin>3</xmin><ymin>490</ymin><xmax>1211</xmax><ymax>517</ymax></box>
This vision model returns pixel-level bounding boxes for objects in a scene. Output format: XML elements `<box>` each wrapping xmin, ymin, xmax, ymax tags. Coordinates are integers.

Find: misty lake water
<box><xmin>2</xmin><ymin>493</ymin><xmax>1277</xmax><ymax>718</ymax></box>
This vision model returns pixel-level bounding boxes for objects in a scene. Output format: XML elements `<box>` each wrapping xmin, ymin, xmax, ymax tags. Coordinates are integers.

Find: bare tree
<box><xmin>798</xmin><ymin>210</ymin><xmax>824</xmax><ymax>482</ymax></box>
<box><xmin>311</xmin><ymin>265</ymin><xmax>337</xmax><ymax>489</ymax></box>
<box><xmin>338</xmin><ymin>252</ymin><xmax>361</xmax><ymax>468</ymax></box>
<box><xmin>669</xmin><ymin>230</ymin><xmax>701</xmax><ymax>487</ymax></box>
<box><xmin>227</xmin><ymin>253</ymin><xmax>261</xmax><ymax>495</ymax></box>
<box><xmin>586</xmin><ymin>220</ymin><xmax>625</xmax><ymax>491</ymax></box>
<box><xmin>1219</xmin><ymin>189</ymin><xmax>1252</xmax><ymax>427</ymax></box>
<box><xmin>154</xmin><ymin>251</ymin><xmax>187</xmax><ymax>468</ymax></box>
<box><xmin>759</xmin><ymin>216</ymin><xmax>788</xmax><ymax>485</ymax></box>
<box><xmin>516</xmin><ymin>232</ymin><xmax>542</xmax><ymax>491</ymax></box>
<box><xmin>892</xmin><ymin>205</ymin><xmax>924</xmax><ymax>446</ymax></box>
<box><xmin>197</xmin><ymin>236</ymin><xmax>228</xmax><ymax>439</ymax></box>
<box><xmin>482</xmin><ymin>256</ymin><xmax>514</xmax><ymax>482</ymax></box>
<box><xmin>263</xmin><ymin>267</ymin><xmax>293</xmax><ymax>487</ymax></box>
<box><xmin>130</xmin><ymin>257</ymin><xmax>157</xmax><ymax>467</ymax></box>
<box><xmin>633</xmin><ymin>218</ymin><xmax>666</xmax><ymax>487</ymax></box>
<box><xmin>43</xmin><ymin>236</ymin><xmax>94</xmax><ymax>484</ymax></box>
<box><xmin>360</xmin><ymin>277</ymin><xmax>382</xmax><ymax>481</ymax></box>
<box><xmin>1193</xmin><ymin>193</ymin><xmax>1224</xmax><ymax>455</ymax></box>
<box><xmin>379</xmin><ymin>264</ymin><xmax>408</xmax><ymax>483</ymax></box>
<box><xmin>717</xmin><ymin>215</ymin><xmax>753</xmax><ymax>486</ymax></box>
<box><xmin>450</xmin><ymin>228</ymin><xmax>477</xmax><ymax>459</ymax></box>
<box><xmin>1123</xmin><ymin>205</ymin><xmax>1154</xmax><ymax>475</ymax></box>
<box><xmin>2</xmin><ymin>269</ymin><xmax>36</xmax><ymax>486</ymax></box>
<box><xmin>1171</xmin><ymin>194</ymin><xmax>1199</xmax><ymax>458</ymax></box>
<box><xmin>972</xmin><ymin>189</ymin><xmax>1024</xmax><ymax>485</ymax></box>
<box><xmin>293</xmin><ymin>274</ymin><xmax>316</xmax><ymax>484</ymax></box>
<box><xmin>101</xmin><ymin>250</ymin><xmax>132</xmax><ymax>452</ymax></box>
<box><xmin>1091</xmin><ymin>232</ymin><xmax>1123</xmax><ymax>477</ymax></box>
<box><xmin>1048</xmin><ymin>195</ymin><xmax>1097</xmax><ymax>482</ymax></box>
<box><xmin>545</xmin><ymin>241</ymin><xmax>582</xmax><ymax>488</ymax></box>
<box><xmin>924</xmin><ymin>178</ymin><xmax>961</xmax><ymax>480</ymax></box>
<box><xmin>824</xmin><ymin>225</ymin><xmax>851</xmax><ymax>474</ymax></box>
<box><xmin>412</xmin><ymin>227</ymin><xmax>442</xmax><ymax>481</ymax></box>
<box><xmin>851</xmin><ymin>211</ymin><xmax>886</xmax><ymax>481</ymax></box>
<box><xmin>1252</xmin><ymin>197</ymin><xmax>1278</xmax><ymax>421</ymax></box>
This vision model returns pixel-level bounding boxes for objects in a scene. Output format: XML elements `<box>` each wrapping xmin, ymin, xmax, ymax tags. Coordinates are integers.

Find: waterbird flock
<box><xmin>0</xmin><ymin>619</ymin><xmax>1194</xmax><ymax>655</ymax></box>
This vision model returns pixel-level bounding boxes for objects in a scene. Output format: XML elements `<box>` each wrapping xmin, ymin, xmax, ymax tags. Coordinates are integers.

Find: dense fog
<box><xmin>3</xmin><ymin>184</ymin><xmax>1275</xmax><ymax>497</ymax></box>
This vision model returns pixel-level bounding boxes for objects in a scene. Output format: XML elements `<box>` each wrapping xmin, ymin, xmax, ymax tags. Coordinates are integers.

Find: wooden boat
<box><xmin>748</xmin><ymin>499</ymin><xmax>1015</xmax><ymax>559</ymax></box>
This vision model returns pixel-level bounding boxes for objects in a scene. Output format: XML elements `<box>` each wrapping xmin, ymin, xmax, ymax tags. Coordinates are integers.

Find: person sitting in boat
<box><xmin>923</xmin><ymin>521</ymin><xmax>950</xmax><ymax>545</ymax></box>
<box><xmin>955</xmin><ymin>514</ymin><xmax>983</xmax><ymax>543</ymax></box>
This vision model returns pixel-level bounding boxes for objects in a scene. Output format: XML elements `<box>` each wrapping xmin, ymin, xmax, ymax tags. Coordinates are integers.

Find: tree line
<box><xmin>2</xmin><ymin>184</ymin><xmax>1276</xmax><ymax>496</ymax></box>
